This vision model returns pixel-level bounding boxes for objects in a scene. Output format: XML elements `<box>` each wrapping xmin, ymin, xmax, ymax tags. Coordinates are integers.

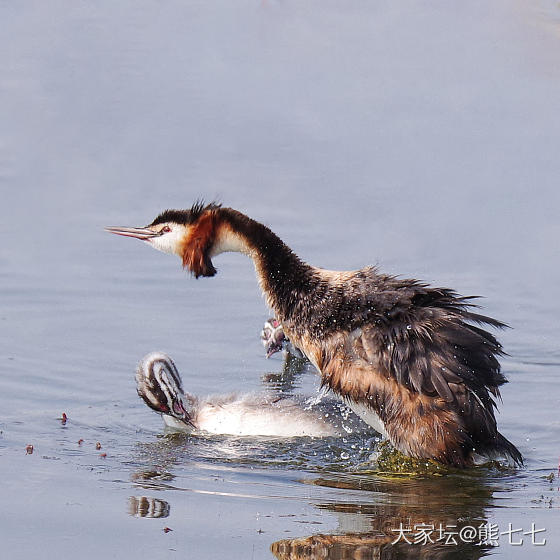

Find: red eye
<box><xmin>162</xmin><ymin>226</ymin><xmax>171</xmax><ymax>233</ymax></box>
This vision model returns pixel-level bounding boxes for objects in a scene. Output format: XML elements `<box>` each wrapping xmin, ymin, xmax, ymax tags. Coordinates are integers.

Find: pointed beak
<box><xmin>104</xmin><ymin>226</ymin><xmax>162</xmax><ymax>240</ymax></box>
<box><xmin>172</xmin><ymin>398</ymin><xmax>196</xmax><ymax>429</ymax></box>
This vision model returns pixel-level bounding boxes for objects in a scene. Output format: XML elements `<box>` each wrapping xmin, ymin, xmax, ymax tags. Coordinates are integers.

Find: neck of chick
<box><xmin>213</xmin><ymin>209</ymin><xmax>317</xmax><ymax>330</ymax></box>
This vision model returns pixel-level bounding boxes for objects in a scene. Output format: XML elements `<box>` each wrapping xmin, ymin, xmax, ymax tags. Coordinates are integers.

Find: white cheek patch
<box><xmin>147</xmin><ymin>227</ymin><xmax>186</xmax><ymax>256</ymax></box>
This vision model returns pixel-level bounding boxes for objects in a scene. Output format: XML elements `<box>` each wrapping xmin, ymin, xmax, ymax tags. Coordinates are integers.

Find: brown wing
<box><xmin>288</xmin><ymin>268</ymin><xmax>521</xmax><ymax>464</ymax></box>
<box><xmin>354</xmin><ymin>288</ymin><xmax>506</xmax><ymax>403</ymax></box>
<box><xmin>342</xmin><ymin>286</ymin><xmax>522</xmax><ymax>463</ymax></box>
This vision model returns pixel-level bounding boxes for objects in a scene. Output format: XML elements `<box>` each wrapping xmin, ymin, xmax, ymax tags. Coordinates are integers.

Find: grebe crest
<box><xmin>136</xmin><ymin>352</ymin><xmax>338</xmax><ymax>438</ymax></box>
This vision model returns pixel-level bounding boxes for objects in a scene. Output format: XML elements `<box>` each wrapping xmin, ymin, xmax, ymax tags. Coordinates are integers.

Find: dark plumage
<box><xmin>150</xmin><ymin>201</ymin><xmax>222</xmax><ymax>228</ymax></box>
<box><xmin>271</xmin><ymin>267</ymin><xmax>521</xmax><ymax>466</ymax></box>
<box><xmin>107</xmin><ymin>203</ymin><xmax>522</xmax><ymax>467</ymax></box>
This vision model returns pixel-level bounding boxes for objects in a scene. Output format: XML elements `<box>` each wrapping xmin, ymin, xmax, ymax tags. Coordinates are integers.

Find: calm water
<box><xmin>1</xmin><ymin>1</ymin><xmax>559</xmax><ymax>558</ymax></box>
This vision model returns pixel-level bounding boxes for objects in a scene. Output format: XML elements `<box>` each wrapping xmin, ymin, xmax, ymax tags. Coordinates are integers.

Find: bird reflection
<box><xmin>130</xmin><ymin>435</ymin><xmax>184</xmax><ymax>492</ymax></box>
<box><xmin>128</xmin><ymin>496</ymin><xmax>170</xmax><ymax>519</ymax></box>
<box><xmin>271</xmin><ymin>472</ymin><xmax>497</xmax><ymax>560</ymax></box>
<box><xmin>261</xmin><ymin>352</ymin><xmax>311</xmax><ymax>394</ymax></box>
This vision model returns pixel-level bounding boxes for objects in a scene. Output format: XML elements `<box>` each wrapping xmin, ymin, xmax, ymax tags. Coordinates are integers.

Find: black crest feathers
<box><xmin>150</xmin><ymin>200</ymin><xmax>221</xmax><ymax>227</ymax></box>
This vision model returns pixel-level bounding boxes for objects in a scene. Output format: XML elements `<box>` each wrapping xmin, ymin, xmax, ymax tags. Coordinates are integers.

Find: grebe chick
<box><xmin>261</xmin><ymin>318</ymin><xmax>304</xmax><ymax>359</ymax></box>
<box><xmin>108</xmin><ymin>203</ymin><xmax>522</xmax><ymax>467</ymax></box>
<box><xmin>136</xmin><ymin>352</ymin><xmax>338</xmax><ymax>437</ymax></box>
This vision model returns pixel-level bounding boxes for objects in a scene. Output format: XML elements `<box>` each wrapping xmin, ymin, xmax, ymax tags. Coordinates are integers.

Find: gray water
<box><xmin>1</xmin><ymin>1</ymin><xmax>559</xmax><ymax>558</ymax></box>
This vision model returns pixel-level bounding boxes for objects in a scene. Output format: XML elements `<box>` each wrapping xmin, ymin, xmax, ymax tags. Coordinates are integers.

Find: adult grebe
<box><xmin>107</xmin><ymin>202</ymin><xmax>522</xmax><ymax>467</ymax></box>
<box><xmin>136</xmin><ymin>352</ymin><xmax>338</xmax><ymax>437</ymax></box>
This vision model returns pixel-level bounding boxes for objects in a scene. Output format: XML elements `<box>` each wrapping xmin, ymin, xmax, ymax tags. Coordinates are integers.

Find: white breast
<box><xmin>343</xmin><ymin>401</ymin><xmax>388</xmax><ymax>438</ymax></box>
<box><xmin>166</xmin><ymin>393</ymin><xmax>338</xmax><ymax>438</ymax></box>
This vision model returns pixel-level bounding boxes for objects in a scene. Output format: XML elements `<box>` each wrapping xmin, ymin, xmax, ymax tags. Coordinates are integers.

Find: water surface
<box><xmin>1</xmin><ymin>1</ymin><xmax>559</xmax><ymax>558</ymax></box>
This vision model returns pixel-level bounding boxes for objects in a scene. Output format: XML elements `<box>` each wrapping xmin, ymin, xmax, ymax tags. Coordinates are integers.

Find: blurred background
<box><xmin>1</xmin><ymin>1</ymin><xmax>559</xmax><ymax>559</ymax></box>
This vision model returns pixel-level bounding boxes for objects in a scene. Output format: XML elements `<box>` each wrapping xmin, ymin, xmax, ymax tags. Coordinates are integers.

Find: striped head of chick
<box><xmin>106</xmin><ymin>202</ymin><xmax>235</xmax><ymax>278</ymax></box>
<box><xmin>136</xmin><ymin>352</ymin><xmax>195</xmax><ymax>427</ymax></box>
<box><xmin>261</xmin><ymin>318</ymin><xmax>286</xmax><ymax>358</ymax></box>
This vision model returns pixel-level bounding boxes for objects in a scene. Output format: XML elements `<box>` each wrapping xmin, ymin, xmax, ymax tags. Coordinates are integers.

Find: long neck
<box><xmin>216</xmin><ymin>208</ymin><xmax>317</xmax><ymax>322</ymax></box>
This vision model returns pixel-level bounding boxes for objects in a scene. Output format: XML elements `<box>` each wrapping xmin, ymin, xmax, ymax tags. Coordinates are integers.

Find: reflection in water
<box><xmin>131</xmin><ymin>428</ymin><xmax>505</xmax><ymax>559</ymax></box>
<box><xmin>130</xmin><ymin>438</ymin><xmax>181</xmax><ymax>492</ymax></box>
<box><xmin>128</xmin><ymin>496</ymin><xmax>170</xmax><ymax>519</ymax></box>
<box><xmin>262</xmin><ymin>353</ymin><xmax>312</xmax><ymax>394</ymax></box>
<box><xmin>128</xmin><ymin>357</ymin><xmax>515</xmax><ymax>559</ymax></box>
<box><xmin>272</xmin><ymin>473</ymin><xmax>497</xmax><ymax>560</ymax></box>
<box><xmin>272</xmin><ymin>534</ymin><xmax>489</xmax><ymax>560</ymax></box>
<box><xmin>131</xmin><ymin>468</ymin><xmax>176</xmax><ymax>488</ymax></box>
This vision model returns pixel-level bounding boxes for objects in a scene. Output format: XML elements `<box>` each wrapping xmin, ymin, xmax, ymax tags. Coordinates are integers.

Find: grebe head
<box><xmin>106</xmin><ymin>202</ymin><xmax>223</xmax><ymax>278</ymax></box>
<box><xmin>261</xmin><ymin>318</ymin><xmax>286</xmax><ymax>358</ymax></box>
<box><xmin>136</xmin><ymin>352</ymin><xmax>194</xmax><ymax>427</ymax></box>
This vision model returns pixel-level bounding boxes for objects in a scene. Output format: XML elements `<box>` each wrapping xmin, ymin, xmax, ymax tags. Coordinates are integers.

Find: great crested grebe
<box><xmin>136</xmin><ymin>351</ymin><xmax>338</xmax><ymax>437</ymax></box>
<box><xmin>107</xmin><ymin>202</ymin><xmax>522</xmax><ymax>467</ymax></box>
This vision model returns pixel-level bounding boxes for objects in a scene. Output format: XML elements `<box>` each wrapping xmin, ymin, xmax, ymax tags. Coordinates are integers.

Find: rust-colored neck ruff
<box><xmin>181</xmin><ymin>210</ymin><xmax>218</xmax><ymax>277</ymax></box>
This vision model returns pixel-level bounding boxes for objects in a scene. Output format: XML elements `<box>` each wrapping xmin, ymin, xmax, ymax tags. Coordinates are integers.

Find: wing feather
<box><xmin>346</xmin><ymin>279</ymin><xmax>507</xmax><ymax>408</ymax></box>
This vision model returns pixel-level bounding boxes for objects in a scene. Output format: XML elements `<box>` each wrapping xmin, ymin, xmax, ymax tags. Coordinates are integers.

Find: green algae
<box><xmin>370</xmin><ymin>440</ymin><xmax>450</xmax><ymax>477</ymax></box>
